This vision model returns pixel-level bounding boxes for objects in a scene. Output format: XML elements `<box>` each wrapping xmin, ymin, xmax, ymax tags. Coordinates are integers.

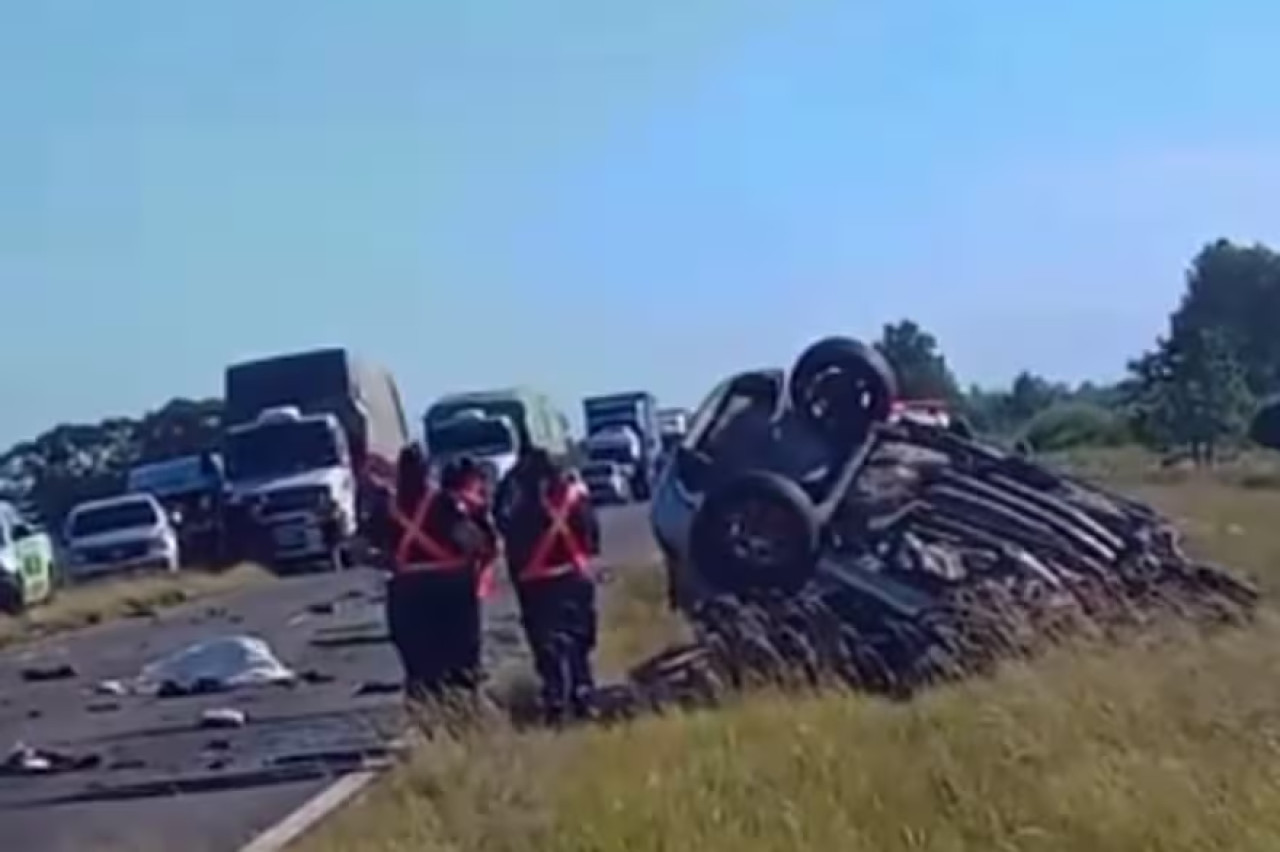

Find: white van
<box><xmin>63</xmin><ymin>493</ymin><xmax>179</xmax><ymax>581</ymax></box>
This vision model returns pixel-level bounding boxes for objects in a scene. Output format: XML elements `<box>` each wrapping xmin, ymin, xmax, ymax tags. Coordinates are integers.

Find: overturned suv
<box><xmin>648</xmin><ymin>336</ymin><xmax>1258</xmax><ymax>692</ymax></box>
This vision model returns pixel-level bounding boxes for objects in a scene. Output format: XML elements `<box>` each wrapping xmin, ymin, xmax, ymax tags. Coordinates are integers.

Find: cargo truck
<box><xmin>221</xmin><ymin>348</ymin><xmax>410</xmax><ymax>570</ymax></box>
<box><xmin>581</xmin><ymin>392</ymin><xmax>661</xmax><ymax>500</ymax></box>
<box><xmin>423</xmin><ymin>387</ymin><xmax>572</xmax><ymax>492</ymax></box>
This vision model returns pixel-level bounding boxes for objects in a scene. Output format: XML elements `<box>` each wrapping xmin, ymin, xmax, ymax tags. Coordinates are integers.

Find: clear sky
<box><xmin>3</xmin><ymin>0</ymin><xmax>1279</xmax><ymax>446</ymax></box>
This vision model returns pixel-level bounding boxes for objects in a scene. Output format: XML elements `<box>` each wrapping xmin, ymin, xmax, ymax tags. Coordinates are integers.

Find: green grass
<box><xmin>0</xmin><ymin>563</ymin><xmax>270</xmax><ymax>650</ymax></box>
<box><xmin>294</xmin><ymin>449</ymin><xmax>1280</xmax><ymax>852</ymax></box>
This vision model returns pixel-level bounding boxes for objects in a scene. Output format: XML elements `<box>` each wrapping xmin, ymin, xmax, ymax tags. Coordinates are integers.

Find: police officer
<box><xmin>380</xmin><ymin>444</ymin><xmax>498</xmax><ymax>702</ymax></box>
<box><xmin>497</xmin><ymin>448</ymin><xmax>602</xmax><ymax>723</ymax></box>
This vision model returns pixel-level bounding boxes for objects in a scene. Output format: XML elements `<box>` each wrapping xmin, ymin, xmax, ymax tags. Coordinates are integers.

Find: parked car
<box><xmin>580</xmin><ymin>461</ymin><xmax>632</xmax><ymax>504</ymax></box>
<box><xmin>0</xmin><ymin>501</ymin><xmax>56</xmax><ymax>614</ymax></box>
<box><xmin>63</xmin><ymin>493</ymin><xmax>180</xmax><ymax>581</ymax></box>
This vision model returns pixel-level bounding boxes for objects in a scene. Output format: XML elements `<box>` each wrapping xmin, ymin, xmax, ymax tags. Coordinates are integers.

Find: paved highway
<box><xmin>0</xmin><ymin>503</ymin><xmax>657</xmax><ymax>852</ymax></box>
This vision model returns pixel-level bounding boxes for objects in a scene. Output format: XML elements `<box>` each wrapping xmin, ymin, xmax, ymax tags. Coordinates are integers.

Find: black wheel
<box><xmin>688</xmin><ymin>470</ymin><xmax>821</xmax><ymax>597</ymax></box>
<box><xmin>789</xmin><ymin>337</ymin><xmax>897</xmax><ymax>442</ymax></box>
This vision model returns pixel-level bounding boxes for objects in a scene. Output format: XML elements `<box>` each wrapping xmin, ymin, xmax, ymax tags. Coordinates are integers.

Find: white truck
<box><xmin>222</xmin><ymin>406</ymin><xmax>358</xmax><ymax>571</ymax></box>
<box><xmin>221</xmin><ymin>347</ymin><xmax>409</xmax><ymax>571</ymax></box>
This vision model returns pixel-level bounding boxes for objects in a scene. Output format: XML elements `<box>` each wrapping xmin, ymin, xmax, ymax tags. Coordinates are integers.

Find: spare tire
<box><xmin>688</xmin><ymin>470</ymin><xmax>820</xmax><ymax>597</ymax></box>
<box><xmin>789</xmin><ymin>337</ymin><xmax>897</xmax><ymax>443</ymax></box>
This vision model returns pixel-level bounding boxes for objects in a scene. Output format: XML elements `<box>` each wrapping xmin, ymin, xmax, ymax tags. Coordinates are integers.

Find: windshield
<box><xmin>225</xmin><ymin>419</ymin><xmax>341</xmax><ymax>481</ymax></box>
<box><xmin>428</xmin><ymin>419</ymin><xmax>514</xmax><ymax>456</ymax></box>
<box><xmin>70</xmin><ymin>500</ymin><xmax>159</xmax><ymax>537</ymax></box>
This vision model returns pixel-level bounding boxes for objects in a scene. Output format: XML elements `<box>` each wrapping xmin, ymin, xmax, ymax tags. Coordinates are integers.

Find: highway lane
<box><xmin>0</xmin><ymin>503</ymin><xmax>657</xmax><ymax>852</ymax></box>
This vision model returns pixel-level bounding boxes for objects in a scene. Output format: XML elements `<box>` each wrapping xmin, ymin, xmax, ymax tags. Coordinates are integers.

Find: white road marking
<box><xmin>235</xmin><ymin>770</ymin><xmax>378</xmax><ymax>852</ymax></box>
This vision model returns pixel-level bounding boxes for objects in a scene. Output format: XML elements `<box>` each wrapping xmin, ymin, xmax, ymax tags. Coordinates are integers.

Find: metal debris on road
<box><xmin>20</xmin><ymin>663</ymin><xmax>78</xmax><ymax>682</ymax></box>
<box><xmin>199</xmin><ymin>708</ymin><xmax>248</xmax><ymax>729</ymax></box>
<box><xmin>1</xmin><ymin>743</ymin><xmax>101</xmax><ymax>776</ymax></box>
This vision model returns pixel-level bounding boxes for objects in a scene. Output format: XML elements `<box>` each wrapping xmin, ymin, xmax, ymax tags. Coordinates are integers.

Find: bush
<box><xmin>1021</xmin><ymin>402</ymin><xmax>1131</xmax><ymax>452</ymax></box>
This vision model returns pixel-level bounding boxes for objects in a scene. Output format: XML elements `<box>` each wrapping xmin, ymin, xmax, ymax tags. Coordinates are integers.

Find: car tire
<box><xmin>789</xmin><ymin>336</ymin><xmax>897</xmax><ymax>443</ymax></box>
<box><xmin>688</xmin><ymin>470</ymin><xmax>821</xmax><ymax>597</ymax></box>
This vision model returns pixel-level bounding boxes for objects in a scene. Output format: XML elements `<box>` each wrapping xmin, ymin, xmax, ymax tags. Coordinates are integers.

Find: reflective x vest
<box><xmin>517</xmin><ymin>485</ymin><xmax>591</xmax><ymax>583</ymax></box>
<box><xmin>390</xmin><ymin>488</ymin><xmax>498</xmax><ymax>599</ymax></box>
<box><xmin>389</xmin><ymin>490</ymin><xmax>468</xmax><ymax>574</ymax></box>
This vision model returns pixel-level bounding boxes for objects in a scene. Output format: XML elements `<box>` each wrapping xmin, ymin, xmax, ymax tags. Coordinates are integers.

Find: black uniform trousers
<box><xmin>515</xmin><ymin>572</ymin><xmax>597</xmax><ymax>720</ymax></box>
<box><xmin>385</xmin><ymin>570</ymin><xmax>481</xmax><ymax>701</ymax></box>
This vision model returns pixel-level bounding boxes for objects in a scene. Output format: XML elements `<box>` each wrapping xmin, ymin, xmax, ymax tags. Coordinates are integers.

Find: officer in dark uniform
<box><xmin>496</xmin><ymin>448</ymin><xmax>602</xmax><ymax>723</ymax></box>
<box><xmin>379</xmin><ymin>444</ymin><xmax>498</xmax><ymax>702</ymax></box>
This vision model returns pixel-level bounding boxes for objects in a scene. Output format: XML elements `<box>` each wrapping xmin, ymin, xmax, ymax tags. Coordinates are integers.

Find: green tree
<box><xmin>1170</xmin><ymin>239</ymin><xmax>1280</xmax><ymax>396</ymax></box>
<box><xmin>0</xmin><ymin>397</ymin><xmax>224</xmax><ymax>527</ymax></box>
<box><xmin>1126</xmin><ymin>325</ymin><xmax>1253</xmax><ymax>463</ymax></box>
<box><xmin>874</xmin><ymin>320</ymin><xmax>962</xmax><ymax>402</ymax></box>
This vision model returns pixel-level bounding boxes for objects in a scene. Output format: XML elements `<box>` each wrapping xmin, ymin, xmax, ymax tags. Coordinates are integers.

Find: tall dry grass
<box><xmin>296</xmin><ymin>453</ymin><xmax>1280</xmax><ymax>852</ymax></box>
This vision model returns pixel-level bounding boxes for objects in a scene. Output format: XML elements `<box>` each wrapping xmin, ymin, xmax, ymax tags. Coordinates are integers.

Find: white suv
<box><xmin>63</xmin><ymin>493</ymin><xmax>179</xmax><ymax>581</ymax></box>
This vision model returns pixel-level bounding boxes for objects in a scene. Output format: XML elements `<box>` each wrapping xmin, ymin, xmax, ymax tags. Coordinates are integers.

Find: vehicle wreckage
<box><xmin>639</xmin><ymin>336</ymin><xmax>1262</xmax><ymax>700</ymax></box>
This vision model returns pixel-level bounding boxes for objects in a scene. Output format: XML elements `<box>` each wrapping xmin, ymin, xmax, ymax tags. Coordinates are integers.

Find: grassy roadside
<box><xmin>296</xmin><ymin>458</ymin><xmax>1280</xmax><ymax>852</ymax></box>
<box><xmin>0</xmin><ymin>563</ymin><xmax>271</xmax><ymax>650</ymax></box>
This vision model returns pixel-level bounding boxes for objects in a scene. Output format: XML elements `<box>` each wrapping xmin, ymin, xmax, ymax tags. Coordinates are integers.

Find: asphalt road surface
<box><xmin>0</xmin><ymin>503</ymin><xmax>657</xmax><ymax>852</ymax></box>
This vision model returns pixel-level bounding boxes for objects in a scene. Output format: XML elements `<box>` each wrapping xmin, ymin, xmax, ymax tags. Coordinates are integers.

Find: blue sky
<box><xmin>3</xmin><ymin>0</ymin><xmax>1279</xmax><ymax>445</ymax></box>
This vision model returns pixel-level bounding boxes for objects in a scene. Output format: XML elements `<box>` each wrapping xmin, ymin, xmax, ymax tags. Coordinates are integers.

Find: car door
<box><xmin>10</xmin><ymin>519</ymin><xmax>53</xmax><ymax>605</ymax></box>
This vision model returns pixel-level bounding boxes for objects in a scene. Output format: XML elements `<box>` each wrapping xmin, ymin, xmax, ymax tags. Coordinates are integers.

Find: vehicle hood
<box><xmin>70</xmin><ymin>526</ymin><xmax>167</xmax><ymax>550</ymax></box>
<box><xmin>228</xmin><ymin>468</ymin><xmax>346</xmax><ymax>498</ymax></box>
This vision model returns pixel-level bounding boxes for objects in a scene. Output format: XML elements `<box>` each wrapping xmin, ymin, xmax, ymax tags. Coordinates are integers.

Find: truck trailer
<box><xmin>581</xmin><ymin>391</ymin><xmax>661</xmax><ymax>500</ymax></box>
<box><xmin>221</xmin><ymin>348</ymin><xmax>410</xmax><ymax>569</ymax></box>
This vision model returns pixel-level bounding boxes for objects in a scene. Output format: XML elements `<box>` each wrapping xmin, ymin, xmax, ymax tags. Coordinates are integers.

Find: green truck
<box><xmin>422</xmin><ymin>387</ymin><xmax>572</xmax><ymax>487</ymax></box>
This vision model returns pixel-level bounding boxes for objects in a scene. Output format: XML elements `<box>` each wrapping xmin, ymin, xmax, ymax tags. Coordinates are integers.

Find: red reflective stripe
<box><xmin>389</xmin><ymin>492</ymin><xmax>464</xmax><ymax>571</ymax></box>
<box><xmin>520</xmin><ymin>487</ymin><xmax>590</xmax><ymax>581</ymax></box>
<box><xmin>476</xmin><ymin>560</ymin><xmax>497</xmax><ymax>599</ymax></box>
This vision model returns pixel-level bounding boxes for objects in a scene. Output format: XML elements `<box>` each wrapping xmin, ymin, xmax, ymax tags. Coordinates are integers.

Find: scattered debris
<box><xmin>2</xmin><ymin>743</ymin><xmax>101</xmax><ymax>776</ymax></box>
<box><xmin>306</xmin><ymin>601</ymin><xmax>337</xmax><ymax>616</ymax></box>
<box><xmin>299</xmin><ymin>669</ymin><xmax>336</xmax><ymax>685</ymax></box>
<box><xmin>355</xmin><ymin>681</ymin><xmax>401</xmax><ymax>696</ymax></box>
<box><xmin>310</xmin><ymin>628</ymin><xmax>389</xmax><ymax>649</ymax></box>
<box><xmin>94</xmin><ymin>679</ymin><xmax>128</xmax><ymax>696</ymax></box>
<box><xmin>199</xmin><ymin>708</ymin><xmax>248</xmax><ymax>729</ymax></box>
<box><xmin>20</xmin><ymin>663</ymin><xmax>77</xmax><ymax>682</ymax></box>
<box><xmin>85</xmin><ymin>701</ymin><xmax>120</xmax><ymax>714</ymax></box>
<box><xmin>135</xmin><ymin>635</ymin><xmax>296</xmax><ymax>696</ymax></box>
<box><xmin>205</xmin><ymin>738</ymin><xmax>232</xmax><ymax>752</ymax></box>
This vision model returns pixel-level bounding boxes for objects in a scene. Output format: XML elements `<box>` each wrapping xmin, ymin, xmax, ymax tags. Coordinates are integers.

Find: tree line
<box><xmin>875</xmin><ymin>238</ymin><xmax>1280</xmax><ymax>459</ymax></box>
<box><xmin>5</xmin><ymin>237</ymin><xmax>1280</xmax><ymax>525</ymax></box>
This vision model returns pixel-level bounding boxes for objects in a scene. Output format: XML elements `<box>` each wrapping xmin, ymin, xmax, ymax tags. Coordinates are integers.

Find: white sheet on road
<box><xmin>134</xmin><ymin>635</ymin><xmax>297</xmax><ymax>693</ymax></box>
